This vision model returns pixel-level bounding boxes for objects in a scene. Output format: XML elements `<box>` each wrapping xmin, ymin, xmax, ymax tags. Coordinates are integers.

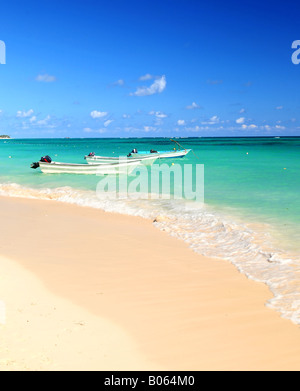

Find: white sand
<box><xmin>0</xmin><ymin>254</ymin><xmax>161</xmax><ymax>371</ymax></box>
<box><xmin>1</xmin><ymin>196</ymin><xmax>300</xmax><ymax>371</ymax></box>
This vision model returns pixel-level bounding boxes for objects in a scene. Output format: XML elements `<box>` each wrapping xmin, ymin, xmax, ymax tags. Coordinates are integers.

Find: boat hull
<box><xmin>39</xmin><ymin>160</ymin><xmax>142</xmax><ymax>175</ymax></box>
<box><xmin>131</xmin><ymin>149</ymin><xmax>191</xmax><ymax>159</ymax></box>
<box><xmin>85</xmin><ymin>155</ymin><xmax>158</xmax><ymax>166</ymax></box>
<box><xmin>85</xmin><ymin>149</ymin><xmax>191</xmax><ymax>164</ymax></box>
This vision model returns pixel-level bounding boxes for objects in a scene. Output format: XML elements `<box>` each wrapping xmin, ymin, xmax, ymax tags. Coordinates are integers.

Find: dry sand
<box><xmin>1</xmin><ymin>195</ymin><xmax>300</xmax><ymax>371</ymax></box>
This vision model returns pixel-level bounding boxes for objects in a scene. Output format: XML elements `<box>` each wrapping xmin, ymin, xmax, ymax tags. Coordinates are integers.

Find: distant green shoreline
<box><xmin>0</xmin><ymin>135</ymin><xmax>10</xmax><ymax>139</ymax></box>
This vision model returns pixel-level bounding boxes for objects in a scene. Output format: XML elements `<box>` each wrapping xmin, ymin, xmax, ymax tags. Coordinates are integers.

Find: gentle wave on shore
<box><xmin>1</xmin><ymin>181</ymin><xmax>300</xmax><ymax>324</ymax></box>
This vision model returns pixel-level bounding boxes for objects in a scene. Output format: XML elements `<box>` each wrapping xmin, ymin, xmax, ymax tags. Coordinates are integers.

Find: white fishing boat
<box><xmin>85</xmin><ymin>140</ymin><xmax>191</xmax><ymax>164</ymax></box>
<box><xmin>31</xmin><ymin>156</ymin><xmax>147</xmax><ymax>175</ymax></box>
<box><xmin>127</xmin><ymin>148</ymin><xmax>191</xmax><ymax>159</ymax></box>
<box><xmin>85</xmin><ymin>153</ymin><xmax>160</xmax><ymax>165</ymax></box>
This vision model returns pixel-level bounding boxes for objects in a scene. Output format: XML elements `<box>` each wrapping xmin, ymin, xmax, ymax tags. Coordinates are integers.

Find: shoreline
<box><xmin>1</xmin><ymin>195</ymin><xmax>300</xmax><ymax>370</ymax></box>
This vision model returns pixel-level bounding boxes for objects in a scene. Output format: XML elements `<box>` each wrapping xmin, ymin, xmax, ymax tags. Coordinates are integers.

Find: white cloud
<box><xmin>276</xmin><ymin>106</ymin><xmax>283</xmax><ymax>110</ymax></box>
<box><xmin>236</xmin><ymin>117</ymin><xmax>245</xmax><ymax>124</ymax></box>
<box><xmin>177</xmin><ymin>120</ymin><xmax>185</xmax><ymax>126</ymax></box>
<box><xmin>239</xmin><ymin>108</ymin><xmax>245</xmax><ymax>114</ymax></box>
<box><xmin>130</xmin><ymin>75</ymin><xmax>166</xmax><ymax>96</ymax></box>
<box><xmin>201</xmin><ymin>115</ymin><xmax>220</xmax><ymax>125</ymax></box>
<box><xmin>29</xmin><ymin>116</ymin><xmax>37</xmax><ymax>123</ymax></box>
<box><xmin>144</xmin><ymin>126</ymin><xmax>156</xmax><ymax>132</ymax></box>
<box><xmin>149</xmin><ymin>110</ymin><xmax>167</xmax><ymax>118</ymax></box>
<box><xmin>36</xmin><ymin>74</ymin><xmax>56</xmax><ymax>82</ymax></box>
<box><xmin>90</xmin><ymin>110</ymin><xmax>108</xmax><ymax>119</ymax></box>
<box><xmin>186</xmin><ymin>102</ymin><xmax>201</xmax><ymax>110</ymax></box>
<box><xmin>275</xmin><ymin>125</ymin><xmax>286</xmax><ymax>130</ymax></box>
<box><xmin>241</xmin><ymin>124</ymin><xmax>257</xmax><ymax>130</ymax></box>
<box><xmin>17</xmin><ymin>109</ymin><xmax>34</xmax><ymax>118</ymax></box>
<box><xmin>263</xmin><ymin>125</ymin><xmax>271</xmax><ymax>130</ymax></box>
<box><xmin>37</xmin><ymin>115</ymin><xmax>51</xmax><ymax>125</ymax></box>
<box><xmin>139</xmin><ymin>74</ymin><xmax>154</xmax><ymax>81</ymax></box>
<box><xmin>113</xmin><ymin>79</ymin><xmax>125</xmax><ymax>86</ymax></box>
<box><xmin>104</xmin><ymin>120</ymin><xmax>114</xmax><ymax>127</ymax></box>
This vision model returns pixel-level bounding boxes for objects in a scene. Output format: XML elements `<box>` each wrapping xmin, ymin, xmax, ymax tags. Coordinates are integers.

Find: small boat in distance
<box><xmin>31</xmin><ymin>155</ymin><xmax>151</xmax><ymax>175</ymax></box>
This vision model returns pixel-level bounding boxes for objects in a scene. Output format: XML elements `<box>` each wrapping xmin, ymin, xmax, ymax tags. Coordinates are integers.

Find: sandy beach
<box><xmin>1</xmin><ymin>195</ymin><xmax>300</xmax><ymax>371</ymax></box>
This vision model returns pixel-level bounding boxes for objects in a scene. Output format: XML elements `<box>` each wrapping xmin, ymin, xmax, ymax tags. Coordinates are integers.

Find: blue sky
<box><xmin>0</xmin><ymin>0</ymin><xmax>300</xmax><ymax>138</ymax></box>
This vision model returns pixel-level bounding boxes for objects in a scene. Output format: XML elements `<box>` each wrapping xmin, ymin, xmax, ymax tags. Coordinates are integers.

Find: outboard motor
<box><xmin>40</xmin><ymin>155</ymin><xmax>52</xmax><ymax>163</ymax></box>
<box><xmin>128</xmin><ymin>148</ymin><xmax>138</xmax><ymax>157</ymax></box>
<box><xmin>31</xmin><ymin>162</ymin><xmax>40</xmax><ymax>169</ymax></box>
<box><xmin>150</xmin><ymin>149</ymin><xmax>158</xmax><ymax>153</ymax></box>
<box><xmin>31</xmin><ymin>155</ymin><xmax>52</xmax><ymax>169</ymax></box>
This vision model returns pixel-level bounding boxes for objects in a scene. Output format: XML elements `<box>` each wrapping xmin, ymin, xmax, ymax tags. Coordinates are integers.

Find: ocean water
<box><xmin>0</xmin><ymin>137</ymin><xmax>300</xmax><ymax>323</ymax></box>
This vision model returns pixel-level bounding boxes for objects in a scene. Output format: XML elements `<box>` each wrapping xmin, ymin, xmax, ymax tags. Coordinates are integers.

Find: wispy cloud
<box><xmin>112</xmin><ymin>79</ymin><xmax>125</xmax><ymax>87</ymax></box>
<box><xmin>177</xmin><ymin>120</ymin><xmax>185</xmax><ymax>126</ymax></box>
<box><xmin>90</xmin><ymin>110</ymin><xmax>108</xmax><ymax>119</ymax></box>
<box><xmin>241</xmin><ymin>124</ymin><xmax>257</xmax><ymax>130</ymax></box>
<box><xmin>201</xmin><ymin>115</ymin><xmax>220</xmax><ymax>125</ymax></box>
<box><xmin>104</xmin><ymin>119</ymin><xmax>114</xmax><ymax>127</ymax></box>
<box><xmin>144</xmin><ymin>126</ymin><xmax>157</xmax><ymax>132</ymax></box>
<box><xmin>130</xmin><ymin>75</ymin><xmax>166</xmax><ymax>96</ymax></box>
<box><xmin>276</xmin><ymin>106</ymin><xmax>283</xmax><ymax>110</ymax></box>
<box><xmin>186</xmin><ymin>102</ymin><xmax>202</xmax><ymax>110</ymax></box>
<box><xmin>139</xmin><ymin>74</ymin><xmax>154</xmax><ymax>81</ymax></box>
<box><xmin>37</xmin><ymin>115</ymin><xmax>51</xmax><ymax>125</ymax></box>
<box><xmin>149</xmin><ymin>110</ymin><xmax>167</xmax><ymax>119</ymax></box>
<box><xmin>16</xmin><ymin>109</ymin><xmax>34</xmax><ymax>118</ymax></box>
<box><xmin>35</xmin><ymin>74</ymin><xmax>57</xmax><ymax>82</ymax></box>
<box><xmin>236</xmin><ymin>117</ymin><xmax>245</xmax><ymax>124</ymax></box>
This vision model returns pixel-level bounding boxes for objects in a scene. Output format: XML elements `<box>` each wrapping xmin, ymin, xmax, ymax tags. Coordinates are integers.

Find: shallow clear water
<box><xmin>1</xmin><ymin>137</ymin><xmax>300</xmax><ymax>323</ymax></box>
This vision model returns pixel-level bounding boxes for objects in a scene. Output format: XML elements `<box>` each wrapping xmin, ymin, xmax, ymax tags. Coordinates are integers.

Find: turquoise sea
<box><xmin>1</xmin><ymin>137</ymin><xmax>300</xmax><ymax>323</ymax></box>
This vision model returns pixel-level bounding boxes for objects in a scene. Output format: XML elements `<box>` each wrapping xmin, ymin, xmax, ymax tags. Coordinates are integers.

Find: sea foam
<box><xmin>0</xmin><ymin>182</ymin><xmax>300</xmax><ymax>324</ymax></box>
